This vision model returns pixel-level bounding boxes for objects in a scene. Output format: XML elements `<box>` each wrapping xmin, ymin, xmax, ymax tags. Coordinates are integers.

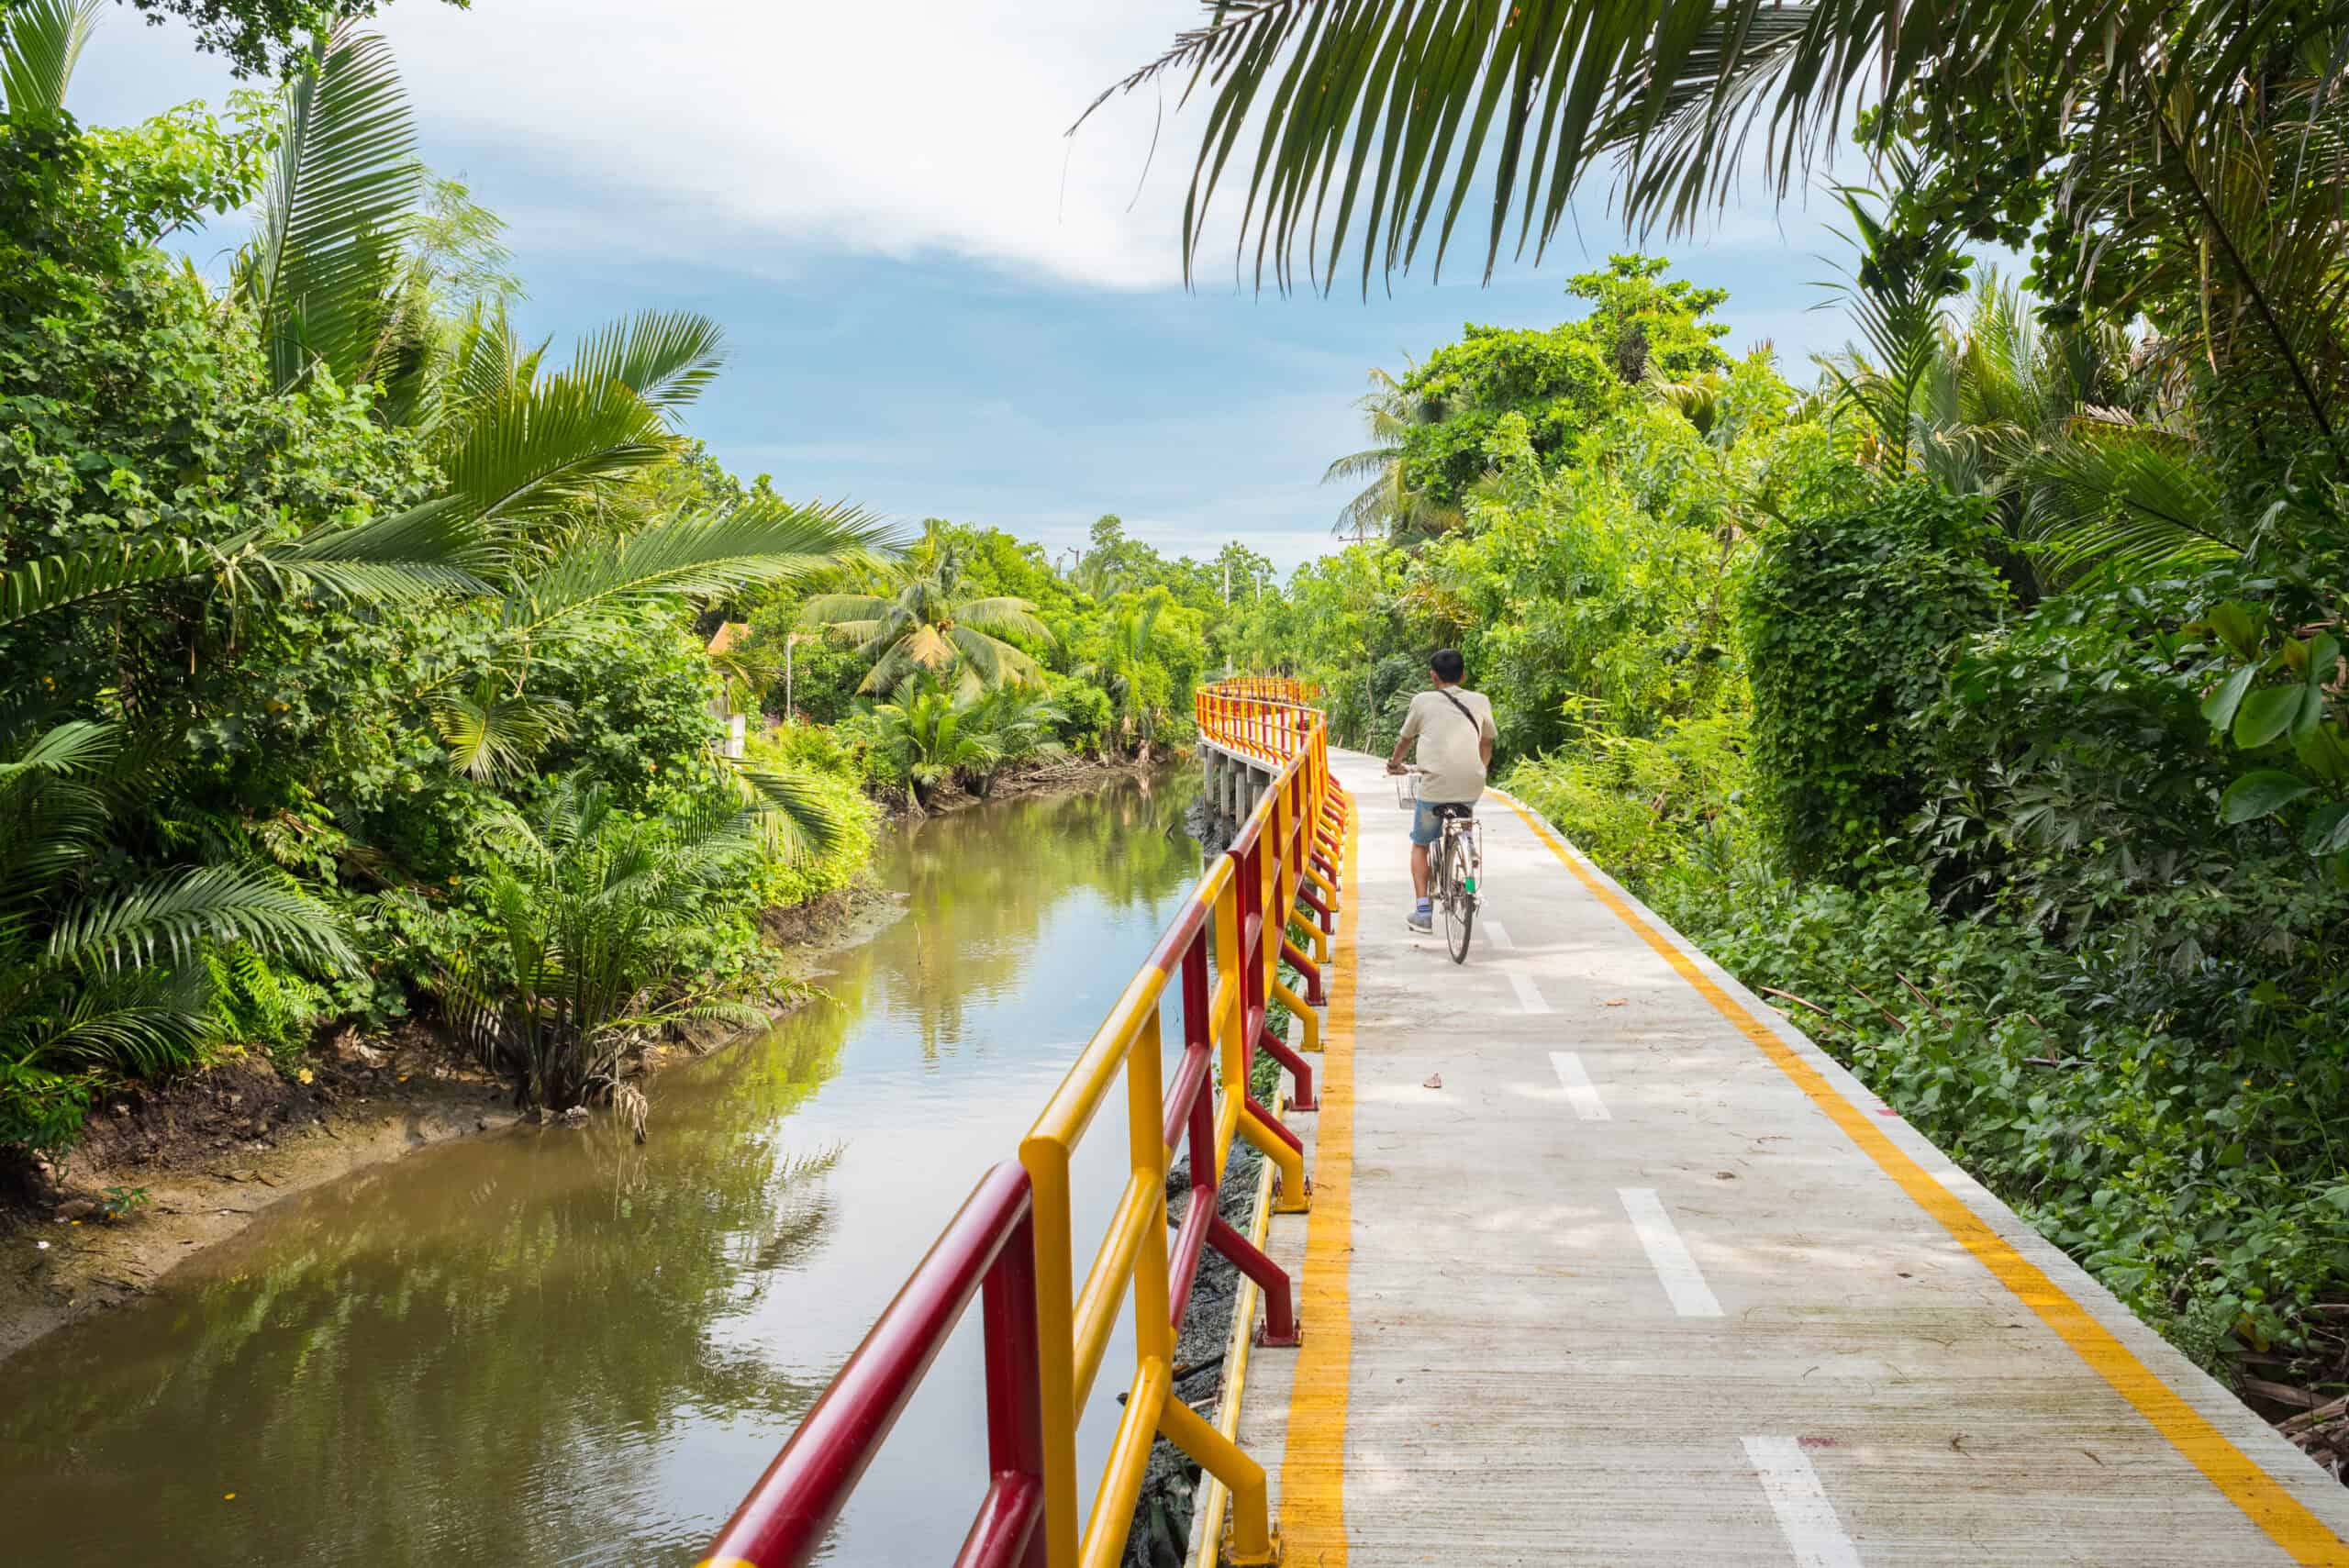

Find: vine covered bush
<box><xmin>1741</xmin><ymin>484</ymin><xmax>2009</xmax><ymax>877</ymax></box>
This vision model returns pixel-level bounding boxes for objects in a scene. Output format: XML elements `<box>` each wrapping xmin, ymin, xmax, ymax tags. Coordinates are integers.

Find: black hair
<box><xmin>1429</xmin><ymin>648</ymin><xmax>1465</xmax><ymax>684</ymax></box>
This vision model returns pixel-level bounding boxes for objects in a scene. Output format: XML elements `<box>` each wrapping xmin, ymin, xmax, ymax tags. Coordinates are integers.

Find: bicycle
<box><xmin>1393</xmin><ymin>765</ymin><xmax>1482</xmax><ymax>963</ymax></box>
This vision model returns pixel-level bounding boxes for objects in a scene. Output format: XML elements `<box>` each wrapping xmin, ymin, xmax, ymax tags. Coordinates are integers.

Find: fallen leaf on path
<box><xmin>1422</xmin><ymin>1073</ymin><xmax>1442</xmax><ymax>1089</ymax></box>
<box><xmin>1603</xmin><ymin>997</ymin><xmax>1627</xmax><ymax>1007</ymax></box>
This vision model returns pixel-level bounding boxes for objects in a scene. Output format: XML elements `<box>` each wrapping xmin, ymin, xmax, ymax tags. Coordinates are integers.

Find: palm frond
<box><xmin>46</xmin><ymin>864</ymin><xmax>355</xmax><ymax>974</ymax></box>
<box><xmin>268</xmin><ymin>496</ymin><xmax>496</xmax><ymax>598</ymax></box>
<box><xmin>0</xmin><ymin>535</ymin><xmax>221</xmax><ymax>630</ymax></box>
<box><xmin>0</xmin><ymin>719</ymin><xmax>116</xmax><ymax>784</ymax></box>
<box><xmin>898</xmin><ymin>622</ymin><xmax>956</xmax><ymax>671</ymax></box>
<box><xmin>1086</xmin><ymin>1</ymin><xmax>2335</xmax><ymax>290</ymax></box>
<box><xmin>501</xmin><ymin>497</ymin><xmax>898</xmax><ymax>639</ymax></box>
<box><xmin>1320</xmin><ymin>446</ymin><xmax>1397</xmax><ymax>485</ymax></box>
<box><xmin>952</xmin><ymin>597</ymin><xmax>1053</xmax><ymax>644</ymax></box>
<box><xmin>572</xmin><ymin>309</ymin><xmax>728</xmax><ymax>418</ymax></box>
<box><xmin>797</xmin><ymin>592</ymin><xmax>894</xmax><ymax>628</ymax></box>
<box><xmin>728</xmin><ymin>763</ymin><xmax>841</xmax><ymax>862</ymax></box>
<box><xmin>430</xmin><ymin>680</ymin><xmax>573</xmax><ymax>782</ymax></box>
<box><xmin>16</xmin><ymin>964</ymin><xmax>218</xmax><ymax>1077</ymax></box>
<box><xmin>432</xmin><ymin>300</ymin><xmax>534</xmax><ymax>442</ymax></box>
<box><xmin>0</xmin><ymin>722</ymin><xmax>116</xmax><ymax>909</ymax></box>
<box><xmin>0</xmin><ymin>0</ymin><xmax>104</xmax><ymax>117</ymax></box>
<box><xmin>1330</xmin><ymin>472</ymin><xmax>1395</xmax><ymax>537</ymax></box>
<box><xmin>2018</xmin><ymin>417</ymin><xmax>2240</xmax><ymax>580</ymax></box>
<box><xmin>435</xmin><ymin>365</ymin><xmax>677</xmax><ymax>529</ymax></box>
<box><xmin>236</xmin><ymin>23</ymin><xmax>420</xmax><ymax>393</ymax></box>
<box><xmin>949</xmin><ymin>625</ymin><xmax>1043</xmax><ymax>686</ymax></box>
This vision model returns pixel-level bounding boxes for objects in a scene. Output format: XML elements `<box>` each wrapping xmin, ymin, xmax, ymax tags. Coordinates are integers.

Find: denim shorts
<box><xmin>1410</xmin><ymin>799</ymin><xmax>1472</xmax><ymax>847</ymax></box>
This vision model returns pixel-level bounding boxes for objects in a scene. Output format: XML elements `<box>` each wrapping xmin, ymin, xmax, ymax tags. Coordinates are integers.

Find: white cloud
<box><xmin>72</xmin><ymin>2</ymin><xmax>1873</xmax><ymax>299</ymax></box>
<box><xmin>374</xmin><ymin>1</ymin><xmax>1204</xmax><ymax>290</ymax></box>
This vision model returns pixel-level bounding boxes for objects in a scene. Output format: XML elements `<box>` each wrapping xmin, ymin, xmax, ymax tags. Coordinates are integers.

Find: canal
<box><xmin>0</xmin><ymin>770</ymin><xmax>1204</xmax><ymax>1565</ymax></box>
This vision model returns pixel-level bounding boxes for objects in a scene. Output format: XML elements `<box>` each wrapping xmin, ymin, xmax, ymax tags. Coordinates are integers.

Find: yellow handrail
<box><xmin>1018</xmin><ymin>679</ymin><xmax>1347</xmax><ymax>1568</ymax></box>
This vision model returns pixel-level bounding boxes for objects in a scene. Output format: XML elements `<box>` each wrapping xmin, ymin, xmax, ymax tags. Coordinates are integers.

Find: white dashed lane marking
<box><xmin>1505</xmin><ymin>967</ymin><xmax>1551</xmax><ymax>1015</ymax></box>
<box><xmin>1742</xmin><ymin>1435</ymin><xmax>1864</xmax><ymax>1567</ymax></box>
<box><xmin>1620</xmin><ymin>1187</ymin><xmax>1722</xmax><ymax>1318</ymax></box>
<box><xmin>1548</xmin><ymin>1051</ymin><xmax>1610</xmax><ymax>1120</ymax></box>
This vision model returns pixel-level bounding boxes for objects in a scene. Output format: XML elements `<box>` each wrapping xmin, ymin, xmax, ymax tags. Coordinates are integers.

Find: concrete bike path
<box><xmin>1230</xmin><ymin>747</ymin><xmax>2349</xmax><ymax>1567</ymax></box>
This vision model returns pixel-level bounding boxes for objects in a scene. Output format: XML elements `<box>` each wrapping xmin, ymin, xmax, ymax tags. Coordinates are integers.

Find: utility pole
<box><xmin>1342</xmin><ymin>520</ymin><xmax>1378</xmax><ymax>747</ymax></box>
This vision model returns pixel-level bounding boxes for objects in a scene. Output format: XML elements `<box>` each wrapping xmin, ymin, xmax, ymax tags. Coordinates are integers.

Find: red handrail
<box><xmin>699</xmin><ymin>1162</ymin><xmax>1044</xmax><ymax>1568</ymax></box>
<box><xmin>706</xmin><ymin>682</ymin><xmax>1345</xmax><ymax>1568</ymax></box>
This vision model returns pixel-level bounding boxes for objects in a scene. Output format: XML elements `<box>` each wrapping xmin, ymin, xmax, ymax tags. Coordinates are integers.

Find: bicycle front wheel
<box><xmin>1442</xmin><ymin>831</ymin><xmax>1475</xmax><ymax>963</ymax></box>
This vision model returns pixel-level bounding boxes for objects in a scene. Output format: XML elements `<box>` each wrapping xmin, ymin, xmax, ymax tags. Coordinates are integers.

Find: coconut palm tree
<box><xmin>800</xmin><ymin>541</ymin><xmax>1051</xmax><ymax>697</ymax></box>
<box><xmin>1321</xmin><ymin>365</ymin><xmax>1460</xmax><ymax>539</ymax></box>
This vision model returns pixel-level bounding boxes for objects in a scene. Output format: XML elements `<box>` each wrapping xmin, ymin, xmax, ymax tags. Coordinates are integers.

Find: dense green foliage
<box><xmin>0</xmin><ymin>15</ymin><xmax>1252</xmax><ymax>1150</ymax></box>
<box><xmin>1236</xmin><ymin>41</ymin><xmax>2349</xmax><ymax>1401</ymax></box>
<box><xmin>1172</xmin><ymin>0</ymin><xmax>2349</xmax><ymax>1407</ymax></box>
<box><xmin>1397</xmin><ymin>258</ymin><xmax>1730</xmax><ymax>508</ymax></box>
<box><xmin>1742</xmin><ymin>484</ymin><xmax>2008</xmax><ymax>876</ymax></box>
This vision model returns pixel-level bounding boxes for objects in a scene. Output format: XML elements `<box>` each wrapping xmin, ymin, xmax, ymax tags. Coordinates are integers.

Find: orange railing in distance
<box><xmin>704</xmin><ymin>679</ymin><xmax>1349</xmax><ymax>1568</ymax></box>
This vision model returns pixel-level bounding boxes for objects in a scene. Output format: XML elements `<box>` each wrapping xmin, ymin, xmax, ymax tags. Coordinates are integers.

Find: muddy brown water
<box><xmin>0</xmin><ymin>771</ymin><xmax>1207</xmax><ymax>1566</ymax></box>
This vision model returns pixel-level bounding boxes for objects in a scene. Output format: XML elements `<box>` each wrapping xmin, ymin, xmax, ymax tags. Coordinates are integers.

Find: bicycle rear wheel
<box><xmin>1442</xmin><ymin>830</ymin><xmax>1474</xmax><ymax>963</ymax></box>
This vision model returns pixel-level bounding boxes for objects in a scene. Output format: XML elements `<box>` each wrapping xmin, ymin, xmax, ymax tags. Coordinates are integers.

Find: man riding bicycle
<box><xmin>1384</xmin><ymin>649</ymin><xmax>1497</xmax><ymax>933</ymax></box>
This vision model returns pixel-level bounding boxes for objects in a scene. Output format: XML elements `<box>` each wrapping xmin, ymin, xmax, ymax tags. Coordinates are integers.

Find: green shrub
<box><xmin>1660</xmin><ymin>862</ymin><xmax>2349</xmax><ymax>1364</ymax></box>
<box><xmin>754</xmin><ymin>768</ymin><xmax>878</xmax><ymax>909</ymax></box>
<box><xmin>1741</xmin><ymin>482</ymin><xmax>2009</xmax><ymax>877</ymax></box>
<box><xmin>1048</xmin><ymin>673</ymin><xmax>1116</xmax><ymax>755</ymax></box>
<box><xmin>1502</xmin><ymin>712</ymin><xmax>1754</xmax><ymax>888</ymax></box>
<box><xmin>750</xmin><ymin>717</ymin><xmax>872</xmax><ymax>782</ymax></box>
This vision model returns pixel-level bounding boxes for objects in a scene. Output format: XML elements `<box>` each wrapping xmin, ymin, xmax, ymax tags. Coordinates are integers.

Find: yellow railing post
<box><xmin>1126</xmin><ymin>1006</ymin><xmax>1173</xmax><ymax>1369</ymax></box>
<box><xmin>1161</xmin><ymin>1393</ymin><xmax>1279</xmax><ymax>1565</ymax></box>
<box><xmin>1018</xmin><ymin>1134</ymin><xmax>1080</xmax><ymax>1568</ymax></box>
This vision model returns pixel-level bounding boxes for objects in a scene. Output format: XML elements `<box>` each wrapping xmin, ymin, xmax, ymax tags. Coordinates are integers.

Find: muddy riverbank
<box><xmin>0</xmin><ymin>882</ymin><xmax>904</xmax><ymax>1368</ymax></box>
<box><xmin>1</xmin><ymin>768</ymin><xmax>1207</xmax><ymax>1568</ymax></box>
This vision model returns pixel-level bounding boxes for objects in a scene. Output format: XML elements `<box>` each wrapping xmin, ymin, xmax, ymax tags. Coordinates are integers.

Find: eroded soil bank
<box><xmin>0</xmin><ymin>881</ymin><xmax>903</xmax><ymax>1367</ymax></box>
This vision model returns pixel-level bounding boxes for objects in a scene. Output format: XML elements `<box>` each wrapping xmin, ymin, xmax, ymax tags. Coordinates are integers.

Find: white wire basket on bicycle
<box><xmin>1392</xmin><ymin>764</ymin><xmax>1420</xmax><ymax>809</ymax></box>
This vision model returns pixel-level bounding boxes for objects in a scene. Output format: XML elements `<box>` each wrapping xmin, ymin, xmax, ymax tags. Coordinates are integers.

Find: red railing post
<box><xmin>700</xmin><ymin>1164</ymin><xmax>1035</xmax><ymax>1568</ymax></box>
<box><xmin>965</xmin><ymin>1206</ymin><xmax>1046</xmax><ymax>1568</ymax></box>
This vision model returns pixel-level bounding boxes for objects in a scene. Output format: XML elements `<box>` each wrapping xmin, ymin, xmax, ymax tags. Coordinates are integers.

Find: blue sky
<box><xmin>72</xmin><ymin>1</ymin><xmax>1862</xmax><ymax>573</ymax></box>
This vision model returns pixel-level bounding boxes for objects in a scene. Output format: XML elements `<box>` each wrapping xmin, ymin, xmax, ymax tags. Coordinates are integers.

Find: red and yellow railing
<box><xmin>1195</xmin><ymin>676</ymin><xmax>1321</xmax><ymax>766</ymax></box>
<box><xmin>702</xmin><ymin>680</ymin><xmax>1347</xmax><ymax>1568</ymax></box>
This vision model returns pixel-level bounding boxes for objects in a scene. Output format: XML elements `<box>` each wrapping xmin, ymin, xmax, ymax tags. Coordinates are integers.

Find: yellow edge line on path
<box><xmin>1493</xmin><ymin>789</ymin><xmax>2349</xmax><ymax>1565</ymax></box>
<box><xmin>1279</xmin><ymin>797</ymin><xmax>1356</xmax><ymax>1565</ymax></box>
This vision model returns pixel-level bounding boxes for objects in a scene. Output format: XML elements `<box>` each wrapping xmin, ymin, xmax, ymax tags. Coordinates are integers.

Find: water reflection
<box><xmin>0</xmin><ymin>768</ymin><xmax>1203</xmax><ymax>1567</ymax></box>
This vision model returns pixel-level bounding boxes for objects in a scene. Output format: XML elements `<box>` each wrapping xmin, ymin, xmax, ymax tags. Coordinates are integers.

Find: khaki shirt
<box><xmin>1398</xmin><ymin>687</ymin><xmax>1496</xmax><ymax>804</ymax></box>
